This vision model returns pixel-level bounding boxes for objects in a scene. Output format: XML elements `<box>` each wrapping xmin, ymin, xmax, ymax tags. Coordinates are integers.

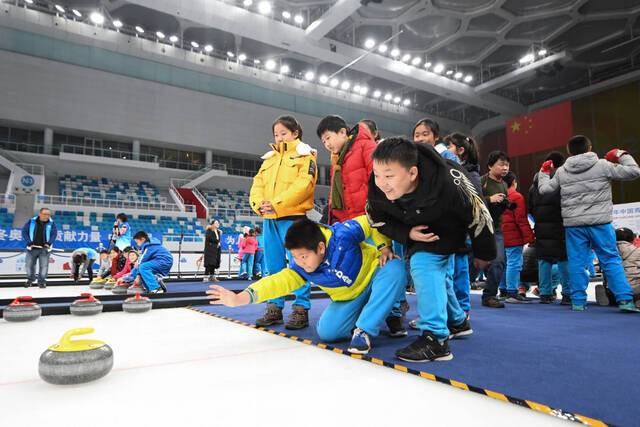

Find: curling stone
<box><xmin>70</xmin><ymin>293</ymin><xmax>103</xmax><ymax>316</ymax></box>
<box><xmin>39</xmin><ymin>328</ymin><xmax>113</xmax><ymax>385</ymax></box>
<box><xmin>89</xmin><ymin>280</ymin><xmax>104</xmax><ymax>289</ymax></box>
<box><xmin>122</xmin><ymin>293</ymin><xmax>152</xmax><ymax>313</ymax></box>
<box><xmin>127</xmin><ymin>284</ymin><xmax>145</xmax><ymax>295</ymax></box>
<box><xmin>3</xmin><ymin>296</ymin><xmax>41</xmax><ymax>322</ymax></box>
<box><xmin>112</xmin><ymin>283</ymin><xmax>129</xmax><ymax>294</ymax></box>
<box><xmin>103</xmin><ymin>280</ymin><xmax>115</xmax><ymax>290</ymax></box>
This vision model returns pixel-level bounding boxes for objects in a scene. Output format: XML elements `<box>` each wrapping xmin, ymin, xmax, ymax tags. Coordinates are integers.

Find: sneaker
<box><xmin>595</xmin><ymin>285</ymin><xmax>610</xmax><ymax>307</ymax></box>
<box><xmin>531</xmin><ymin>287</ymin><xmax>540</xmax><ymax>296</ymax></box>
<box><xmin>38</xmin><ymin>283</ymin><xmax>46</xmax><ymax>289</ymax></box>
<box><xmin>505</xmin><ymin>293</ymin><xmax>532</xmax><ymax>304</ymax></box>
<box><xmin>497</xmin><ymin>289</ymin><xmax>508</xmax><ymax>300</ymax></box>
<box><xmin>408</xmin><ymin>318</ymin><xmax>419</xmax><ymax>330</ymax></box>
<box><xmin>348</xmin><ymin>328</ymin><xmax>371</xmax><ymax>354</ymax></box>
<box><xmin>518</xmin><ymin>286</ymin><xmax>527</xmax><ymax>297</ymax></box>
<box><xmin>396</xmin><ymin>331</ymin><xmax>453</xmax><ymax>362</ymax></box>
<box><xmin>157</xmin><ymin>277</ymin><xmax>168</xmax><ymax>293</ymax></box>
<box><xmin>619</xmin><ymin>301</ymin><xmax>640</xmax><ymax>313</ymax></box>
<box><xmin>285</xmin><ymin>305</ymin><xmax>309</xmax><ymax>330</ymax></box>
<box><xmin>482</xmin><ymin>296</ymin><xmax>505</xmax><ymax>308</ymax></box>
<box><xmin>561</xmin><ymin>294</ymin><xmax>572</xmax><ymax>305</ymax></box>
<box><xmin>572</xmin><ymin>304</ymin><xmax>586</xmax><ymax>312</ymax></box>
<box><xmin>255</xmin><ymin>303</ymin><xmax>284</xmax><ymax>327</ymax></box>
<box><xmin>539</xmin><ymin>294</ymin><xmax>556</xmax><ymax>304</ymax></box>
<box><xmin>386</xmin><ymin>316</ymin><xmax>408</xmax><ymax>338</ymax></box>
<box><xmin>470</xmin><ymin>281</ymin><xmax>482</xmax><ymax>290</ymax></box>
<box><xmin>399</xmin><ymin>300</ymin><xmax>410</xmax><ymax>316</ymax></box>
<box><xmin>406</xmin><ymin>285</ymin><xmax>416</xmax><ymax>295</ymax></box>
<box><xmin>24</xmin><ymin>281</ymin><xmax>32</xmax><ymax>288</ymax></box>
<box><xmin>448</xmin><ymin>317</ymin><xmax>473</xmax><ymax>339</ymax></box>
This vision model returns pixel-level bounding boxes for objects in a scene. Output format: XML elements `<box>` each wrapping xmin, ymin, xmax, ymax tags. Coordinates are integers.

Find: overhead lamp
<box><xmin>378</xmin><ymin>44</ymin><xmax>388</xmax><ymax>54</ymax></box>
<box><xmin>403</xmin><ymin>99</ymin><xmax>411</xmax><ymax>106</ymax></box>
<box><xmin>265</xmin><ymin>59</ymin><xmax>276</xmax><ymax>70</ymax></box>
<box><xmin>390</xmin><ymin>48</ymin><xmax>400</xmax><ymax>58</ymax></box>
<box><xmin>433</xmin><ymin>63</ymin><xmax>445</xmax><ymax>73</ymax></box>
<box><xmin>384</xmin><ymin>93</ymin><xmax>392</xmax><ymax>101</ymax></box>
<box><xmin>227</xmin><ymin>51</ymin><xmax>235</xmax><ymax>58</ymax></box>
<box><xmin>282</xmin><ymin>11</ymin><xmax>291</xmax><ymax>19</ymax></box>
<box><xmin>135</xmin><ymin>26</ymin><xmax>145</xmax><ymax>34</ymax></box>
<box><xmin>238</xmin><ymin>53</ymin><xmax>247</xmax><ymax>61</ymax></box>
<box><xmin>89</xmin><ymin>12</ymin><xmax>104</xmax><ymax>25</ymax></box>
<box><xmin>454</xmin><ymin>71</ymin><xmax>463</xmax><ymax>79</ymax></box>
<box><xmin>445</xmin><ymin>69</ymin><xmax>454</xmax><ymax>75</ymax></box>
<box><xmin>72</xmin><ymin>9</ymin><xmax>82</xmax><ymax>17</ymax></box>
<box><xmin>204</xmin><ymin>45</ymin><xmax>214</xmax><ymax>53</ymax></box>
<box><xmin>393</xmin><ymin>96</ymin><xmax>401</xmax><ymax>103</ymax></box>
<box><xmin>401</xmin><ymin>53</ymin><xmax>411</xmax><ymax>62</ymax></box>
<box><xmin>519</xmin><ymin>53</ymin><xmax>535</xmax><ymax>64</ymax></box>
<box><xmin>294</xmin><ymin>14</ymin><xmax>304</xmax><ymax>24</ymax></box>
<box><xmin>169</xmin><ymin>35</ymin><xmax>179</xmax><ymax>43</ymax></box>
<box><xmin>190</xmin><ymin>41</ymin><xmax>200</xmax><ymax>48</ymax></box>
<box><xmin>411</xmin><ymin>56</ymin><xmax>422</xmax><ymax>66</ymax></box>
<box><xmin>243</xmin><ymin>0</ymin><xmax>253</xmax><ymax>6</ymax></box>
<box><xmin>373</xmin><ymin>90</ymin><xmax>381</xmax><ymax>98</ymax></box>
<box><xmin>464</xmin><ymin>74</ymin><xmax>473</xmax><ymax>83</ymax></box>
<box><xmin>538</xmin><ymin>48</ymin><xmax>548</xmax><ymax>56</ymax></box>
<box><xmin>113</xmin><ymin>19</ymin><xmax>123</xmax><ymax>28</ymax></box>
<box><xmin>304</xmin><ymin>71</ymin><xmax>315</xmax><ymax>81</ymax></box>
<box><xmin>341</xmin><ymin>81</ymin><xmax>351</xmax><ymax>90</ymax></box>
<box><xmin>330</xmin><ymin>78</ymin><xmax>339</xmax><ymax>88</ymax></box>
<box><xmin>156</xmin><ymin>31</ymin><xmax>165</xmax><ymax>39</ymax></box>
<box><xmin>258</xmin><ymin>1</ymin><xmax>272</xmax><ymax>15</ymax></box>
<box><xmin>319</xmin><ymin>74</ymin><xmax>329</xmax><ymax>84</ymax></box>
<box><xmin>280</xmin><ymin>64</ymin><xmax>290</xmax><ymax>74</ymax></box>
<box><xmin>359</xmin><ymin>86</ymin><xmax>369</xmax><ymax>95</ymax></box>
<box><xmin>364</xmin><ymin>38</ymin><xmax>376</xmax><ymax>49</ymax></box>
<box><xmin>54</xmin><ymin>4</ymin><xmax>65</xmax><ymax>13</ymax></box>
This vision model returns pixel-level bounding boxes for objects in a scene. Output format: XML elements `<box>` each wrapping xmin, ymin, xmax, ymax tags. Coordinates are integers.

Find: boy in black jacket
<box><xmin>367</xmin><ymin>138</ymin><xmax>496</xmax><ymax>362</ymax></box>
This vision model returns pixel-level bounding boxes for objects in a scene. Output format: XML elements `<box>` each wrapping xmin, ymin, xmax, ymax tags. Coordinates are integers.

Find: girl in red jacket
<box><xmin>500</xmin><ymin>172</ymin><xmax>535</xmax><ymax>303</ymax></box>
<box><xmin>239</xmin><ymin>229</ymin><xmax>258</xmax><ymax>280</ymax></box>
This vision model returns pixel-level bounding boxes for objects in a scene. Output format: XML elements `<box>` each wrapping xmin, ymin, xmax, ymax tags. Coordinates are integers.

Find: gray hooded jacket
<box><xmin>538</xmin><ymin>152</ymin><xmax>640</xmax><ymax>227</ymax></box>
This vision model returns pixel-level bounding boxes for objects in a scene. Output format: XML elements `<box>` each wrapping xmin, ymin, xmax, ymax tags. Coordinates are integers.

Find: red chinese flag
<box><xmin>506</xmin><ymin>101</ymin><xmax>573</xmax><ymax>157</ymax></box>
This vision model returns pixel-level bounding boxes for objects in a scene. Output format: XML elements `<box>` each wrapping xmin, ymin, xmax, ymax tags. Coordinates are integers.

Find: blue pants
<box><xmin>389</xmin><ymin>241</ymin><xmax>413</xmax><ymax>318</ymax></box>
<box><xmin>586</xmin><ymin>251</ymin><xmax>597</xmax><ymax>277</ymax></box>
<box><xmin>453</xmin><ymin>253</ymin><xmax>471</xmax><ymax>312</ymax></box>
<box><xmin>539</xmin><ymin>259</ymin><xmax>571</xmax><ymax>296</ymax></box>
<box><xmin>499</xmin><ymin>245</ymin><xmax>524</xmax><ymax>293</ymax></box>
<box><xmin>263</xmin><ymin>219</ymin><xmax>310</xmax><ymax>309</ymax></box>
<box><xmin>254</xmin><ymin>251</ymin><xmax>266</xmax><ymax>276</ymax></box>
<box><xmin>411</xmin><ymin>252</ymin><xmax>466</xmax><ymax>341</ymax></box>
<box><xmin>25</xmin><ymin>247</ymin><xmax>50</xmax><ymax>285</ymax></box>
<box><xmin>316</xmin><ymin>259</ymin><xmax>406</xmax><ymax>341</ymax></box>
<box><xmin>483</xmin><ymin>232</ymin><xmax>505</xmax><ymax>299</ymax></box>
<box><xmin>241</xmin><ymin>253</ymin><xmax>255</xmax><ymax>278</ymax></box>
<box><xmin>566</xmin><ymin>224</ymin><xmax>633</xmax><ymax>306</ymax></box>
<box><xmin>138</xmin><ymin>257</ymin><xmax>173</xmax><ymax>291</ymax></box>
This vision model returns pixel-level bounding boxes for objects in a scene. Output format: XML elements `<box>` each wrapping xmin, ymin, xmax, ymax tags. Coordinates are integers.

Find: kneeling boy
<box><xmin>128</xmin><ymin>231</ymin><xmax>172</xmax><ymax>293</ymax></box>
<box><xmin>207</xmin><ymin>216</ymin><xmax>406</xmax><ymax>355</ymax></box>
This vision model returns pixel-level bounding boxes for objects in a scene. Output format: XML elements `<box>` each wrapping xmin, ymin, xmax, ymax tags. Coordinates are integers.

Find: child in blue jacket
<box><xmin>126</xmin><ymin>231</ymin><xmax>172</xmax><ymax>293</ymax></box>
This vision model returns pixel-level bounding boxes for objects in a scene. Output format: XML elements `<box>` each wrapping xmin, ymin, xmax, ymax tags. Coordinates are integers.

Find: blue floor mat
<box><xmin>192</xmin><ymin>294</ymin><xmax>638</xmax><ymax>426</ymax></box>
<box><xmin>167</xmin><ymin>280</ymin><xmax>252</xmax><ymax>293</ymax></box>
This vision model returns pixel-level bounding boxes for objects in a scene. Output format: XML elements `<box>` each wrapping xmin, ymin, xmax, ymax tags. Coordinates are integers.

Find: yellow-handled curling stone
<box><xmin>39</xmin><ymin>328</ymin><xmax>113</xmax><ymax>385</ymax></box>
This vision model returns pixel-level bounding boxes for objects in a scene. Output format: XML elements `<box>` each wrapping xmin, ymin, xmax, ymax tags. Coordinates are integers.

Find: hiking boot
<box><xmin>539</xmin><ymin>294</ymin><xmax>556</xmax><ymax>304</ymax></box>
<box><xmin>348</xmin><ymin>328</ymin><xmax>371</xmax><ymax>354</ymax></box>
<box><xmin>396</xmin><ymin>331</ymin><xmax>453</xmax><ymax>362</ymax></box>
<box><xmin>448</xmin><ymin>317</ymin><xmax>473</xmax><ymax>339</ymax></box>
<box><xmin>386</xmin><ymin>316</ymin><xmax>408</xmax><ymax>338</ymax></box>
<box><xmin>255</xmin><ymin>303</ymin><xmax>283</xmax><ymax>327</ymax></box>
<box><xmin>505</xmin><ymin>293</ymin><xmax>532</xmax><ymax>304</ymax></box>
<box><xmin>561</xmin><ymin>294</ymin><xmax>572</xmax><ymax>305</ymax></box>
<box><xmin>595</xmin><ymin>285</ymin><xmax>610</xmax><ymax>307</ymax></box>
<box><xmin>285</xmin><ymin>305</ymin><xmax>309</xmax><ymax>330</ymax></box>
<box><xmin>619</xmin><ymin>301</ymin><xmax>640</xmax><ymax>313</ymax></box>
<box><xmin>482</xmin><ymin>296</ymin><xmax>505</xmax><ymax>308</ymax></box>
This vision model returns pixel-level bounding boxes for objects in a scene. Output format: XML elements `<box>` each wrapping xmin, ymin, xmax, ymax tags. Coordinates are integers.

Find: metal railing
<box><xmin>36</xmin><ymin>194</ymin><xmax>187</xmax><ymax>212</ymax></box>
<box><xmin>0</xmin><ymin>141</ymin><xmax>45</xmax><ymax>155</ymax></box>
<box><xmin>60</xmin><ymin>190</ymin><xmax>167</xmax><ymax>204</ymax></box>
<box><xmin>15</xmin><ymin>162</ymin><xmax>44</xmax><ymax>175</ymax></box>
<box><xmin>60</xmin><ymin>144</ymin><xmax>158</xmax><ymax>163</ymax></box>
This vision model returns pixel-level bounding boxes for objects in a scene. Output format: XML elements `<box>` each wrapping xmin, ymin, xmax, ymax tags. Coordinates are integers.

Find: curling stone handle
<box><xmin>16</xmin><ymin>296</ymin><xmax>33</xmax><ymax>302</ymax></box>
<box><xmin>59</xmin><ymin>328</ymin><xmax>95</xmax><ymax>346</ymax></box>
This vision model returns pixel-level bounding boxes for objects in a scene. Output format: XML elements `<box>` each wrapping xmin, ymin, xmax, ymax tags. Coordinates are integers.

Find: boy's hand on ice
<box><xmin>409</xmin><ymin>225</ymin><xmax>440</xmax><ymax>243</ymax></box>
<box><xmin>540</xmin><ymin>160</ymin><xmax>554</xmax><ymax>175</ymax></box>
<box><xmin>605</xmin><ymin>149</ymin><xmax>628</xmax><ymax>164</ymax></box>
<box><xmin>378</xmin><ymin>247</ymin><xmax>397</xmax><ymax>267</ymax></box>
<box><xmin>207</xmin><ymin>285</ymin><xmax>249</xmax><ymax>307</ymax></box>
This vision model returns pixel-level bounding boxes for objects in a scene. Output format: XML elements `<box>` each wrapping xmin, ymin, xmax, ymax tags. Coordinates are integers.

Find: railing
<box><xmin>0</xmin><ymin>193</ymin><xmax>16</xmax><ymax>207</ymax></box>
<box><xmin>60</xmin><ymin>144</ymin><xmax>158</xmax><ymax>163</ymax></box>
<box><xmin>36</xmin><ymin>194</ymin><xmax>187</xmax><ymax>212</ymax></box>
<box><xmin>191</xmin><ymin>186</ymin><xmax>210</xmax><ymax>217</ymax></box>
<box><xmin>168</xmin><ymin>181</ymin><xmax>189</xmax><ymax>213</ymax></box>
<box><xmin>15</xmin><ymin>162</ymin><xmax>44</xmax><ymax>175</ymax></box>
<box><xmin>164</xmin><ymin>234</ymin><xmax>205</xmax><ymax>243</ymax></box>
<box><xmin>61</xmin><ymin>190</ymin><xmax>167</xmax><ymax>204</ymax></box>
<box><xmin>0</xmin><ymin>141</ymin><xmax>45</xmax><ymax>155</ymax></box>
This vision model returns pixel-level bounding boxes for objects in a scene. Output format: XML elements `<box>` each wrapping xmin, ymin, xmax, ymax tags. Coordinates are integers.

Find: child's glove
<box><xmin>540</xmin><ymin>160</ymin><xmax>554</xmax><ymax>175</ymax></box>
<box><xmin>605</xmin><ymin>149</ymin><xmax>629</xmax><ymax>163</ymax></box>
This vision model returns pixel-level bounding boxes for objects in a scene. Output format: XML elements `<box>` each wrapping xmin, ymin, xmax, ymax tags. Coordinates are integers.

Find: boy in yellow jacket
<box><xmin>249</xmin><ymin>116</ymin><xmax>318</xmax><ymax>329</ymax></box>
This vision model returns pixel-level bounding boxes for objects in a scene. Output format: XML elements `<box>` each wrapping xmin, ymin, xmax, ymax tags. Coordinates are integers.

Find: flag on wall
<box><xmin>506</xmin><ymin>101</ymin><xmax>573</xmax><ymax>157</ymax></box>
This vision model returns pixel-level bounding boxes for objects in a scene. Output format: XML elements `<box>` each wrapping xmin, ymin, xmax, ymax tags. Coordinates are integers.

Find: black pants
<box><xmin>74</xmin><ymin>261</ymin><xmax>94</xmax><ymax>282</ymax></box>
<box><xmin>205</xmin><ymin>264</ymin><xmax>217</xmax><ymax>275</ymax></box>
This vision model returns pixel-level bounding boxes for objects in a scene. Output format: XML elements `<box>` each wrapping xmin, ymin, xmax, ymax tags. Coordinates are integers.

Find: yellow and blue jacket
<box><xmin>249</xmin><ymin>139</ymin><xmax>318</xmax><ymax>219</ymax></box>
<box><xmin>246</xmin><ymin>216</ymin><xmax>390</xmax><ymax>303</ymax></box>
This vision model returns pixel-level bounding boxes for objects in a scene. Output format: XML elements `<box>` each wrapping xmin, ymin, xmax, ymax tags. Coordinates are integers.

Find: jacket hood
<box><xmin>463</xmin><ymin>162</ymin><xmax>479</xmax><ymax>174</ymax></box>
<box><xmin>563</xmin><ymin>152</ymin><xmax>599</xmax><ymax>174</ymax></box>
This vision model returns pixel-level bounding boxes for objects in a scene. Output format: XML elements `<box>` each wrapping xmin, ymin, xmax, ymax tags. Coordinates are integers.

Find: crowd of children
<box><xmin>206</xmin><ymin>112</ymin><xmax>640</xmax><ymax>362</ymax></box>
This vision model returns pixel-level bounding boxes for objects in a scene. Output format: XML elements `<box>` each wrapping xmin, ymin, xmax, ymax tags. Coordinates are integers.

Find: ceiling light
<box><xmin>454</xmin><ymin>71</ymin><xmax>463</xmax><ymax>79</ymax></box>
<box><xmin>378</xmin><ymin>44</ymin><xmax>388</xmax><ymax>54</ymax></box>
<box><xmin>464</xmin><ymin>74</ymin><xmax>473</xmax><ymax>83</ymax></box>
<box><xmin>403</xmin><ymin>99</ymin><xmax>411</xmax><ymax>106</ymax></box>
<box><xmin>433</xmin><ymin>63</ymin><xmax>445</xmax><ymax>73</ymax></box>
<box><xmin>364</xmin><ymin>38</ymin><xmax>376</xmax><ymax>49</ymax></box>
<box><xmin>393</xmin><ymin>96</ymin><xmax>401</xmax><ymax>103</ymax></box>
<box><xmin>519</xmin><ymin>53</ymin><xmax>535</xmax><ymax>64</ymax></box>
<box><xmin>319</xmin><ymin>74</ymin><xmax>329</xmax><ymax>84</ymax></box>
<box><xmin>113</xmin><ymin>20</ymin><xmax>123</xmax><ymax>28</ymax></box>
<box><xmin>238</xmin><ymin>53</ymin><xmax>247</xmax><ymax>61</ymax></box>
<box><xmin>341</xmin><ymin>81</ymin><xmax>351</xmax><ymax>90</ymax></box>
<box><xmin>294</xmin><ymin>14</ymin><xmax>304</xmax><ymax>24</ymax></box>
<box><xmin>227</xmin><ymin>51</ymin><xmax>235</xmax><ymax>58</ymax></box>
<box><xmin>258</xmin><ymin>1</ymin><xmax>272</xmax><ymax>15</ymax></box>
<box><xmin>169</xmin><ymin>35</ymin><xmax>179</xmax><ymax>43</ymax></box>
<box><xmin>282</xmin><ymin>11</ymin><xmax>291</xmax><ymax>19</ymax></box>
<box><xmin>330</xmin><ymin>78</ymin><xmax>339</xmax><ymax>88</ymax></box>
<box><xmin>359</xmin><ymin>86</ymin><xmax>368</xmax><ymax>95</ymax></box>
<box><xmin>204</xmin><ymin>44</ymin><xmax>214</xmax><ymax>53</ymax></box>
<box><xmin>424</xmin><ymin>61</ymin><xmax>432</xmax><ymax>69</ymax></box>
<box><xmin>24</xmin><ymin>0</ymin><xmax>34</xmax><ymax>4</ymax></box>
<box><xmin>243</xmin><ymin>0</ymin><xmax>253</xmax><ymax>6</ymax></box>
<box><xmin>411</xmin><ymin>56</ymin><xmax>422</xmax><ymax>66</ymax></box>
<box><xmin>265</xmin><ymin>59</ymin><xmax>276</xmax><ymax>70</ymax></box>
<box><xmin>353</xmin><ymin>84</ymin><xmax>361</xmax><ymax>93</ymax></box>
<box><xmin>390</xmin><ymin>48</ymin><xmax>400</xmax><ymax>58</ymax></box>
<box><xmin>72</xmin><ymin>9</ymin><xmax>82</xmax><ymax>17</ymax></box>
<box><xmin>304</xmin><ymin>71</ymin><xmax>315</xmax><ymax>81</ymax></box>
<box><xmin>280</xmin><ymin>64</ymin><xmax>290</xmax><ymax>74</ymax></box>
<box><xmin>401</xmin><ymin>53</ymin><xmax>411</xmax><ymax>62</ymax></box>
<box><xmin>373</xmin><ymin>90</ymin><xmax>381</xmax><ymax>98</ymax></box>
<box><xmin>384</xmin><ymin>93</ymin><xmax>392</xmax><ymax>101</ymax></box>
<box><xmin>538</xmin><ymin>48</ymin><xmax>548</xmax><ymax>56</ymax></box>
<box><xmin>254</xmin><ymin>59</ymin><xmax>261</xmax><ymax>64</ymax></box>
<box><xmin>135</xmin><ymin>26</ymin><xmax>145</xmax><ymax>34</ymax></box>
<box><xmin>156</xmin><ymin>31</ymin><xmax>165</xmax><ymax>39</ymax></box>
<box><xmin>89</xmin><ymin>12</ymin><xmax>104</xmax><ymax>25</ymax></box>
<box><xmin>54</xmin><ymin>4</ymin><xmax>65</xmax><ymax>13</ymax></box>
<box><xmin>446</xmin><ymin>69</ymin><xmax>453</xmax><ymax>75</ymax></box>
<box><xmin>190</xmin><ymin>41</ymin><xmax>199</xmax><ymax>48</ymax></box>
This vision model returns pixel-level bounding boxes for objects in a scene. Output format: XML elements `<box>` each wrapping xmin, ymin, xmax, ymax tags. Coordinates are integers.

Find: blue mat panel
<box><xmin>192</xmin><ymin>294</ymin><xmax>638</xmax><ymax>426</ymax></box>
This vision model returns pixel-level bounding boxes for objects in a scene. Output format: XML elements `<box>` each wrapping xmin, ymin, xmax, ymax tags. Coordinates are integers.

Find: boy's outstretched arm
<box><xmin>207</xmin><ymin>269</ymin><xmax>306</xmax><ymax>307</ymax></box>
<box><xmin>605</xmin><ymin>149</ymin><xmax>640</xmax><ymax>181</ymax></box>
<box><xmin>537</xmin><ymin>160</ymin><xmax>559</xmax><ymax>195</ymax></box>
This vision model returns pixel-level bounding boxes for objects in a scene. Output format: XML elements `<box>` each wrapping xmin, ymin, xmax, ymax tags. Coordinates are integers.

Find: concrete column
<box><xmin>44</xmin><ymin>128</ymin><xmax>53</xmax><ymax>155</ymax></box>
<box><xmin>132</xmin><ymin>139</ymin><xmax>140</xmax><ymax>161</ymax></box>
<box><xmin>205</xmin><ymin>149</ymin><xmax>213</xmax><ymax>167</ymax></box>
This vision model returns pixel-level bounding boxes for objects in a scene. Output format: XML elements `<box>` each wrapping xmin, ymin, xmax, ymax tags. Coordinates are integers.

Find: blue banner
<box><xmin>0</xmin><ymin>228</ymin><xmax>112</xmax><ymax>250</ymax></box>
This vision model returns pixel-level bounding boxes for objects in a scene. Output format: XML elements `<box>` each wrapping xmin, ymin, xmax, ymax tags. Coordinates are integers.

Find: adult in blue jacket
<box><xmin>21</xmin><ymin>207</ymin><xmax>57</xmax><ymax>288</ymax></box>
<box><xmin>130</xmin><ymin>231</ymin><xmax>173</xmax><ymax>293</ymax></box>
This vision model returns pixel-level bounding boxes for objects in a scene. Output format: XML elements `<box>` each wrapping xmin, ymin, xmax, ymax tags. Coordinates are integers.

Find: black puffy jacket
<box><xmin>528</xmin><ymin>171</ymin><xmax>567</xmax><ymax>261</ymax></box>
